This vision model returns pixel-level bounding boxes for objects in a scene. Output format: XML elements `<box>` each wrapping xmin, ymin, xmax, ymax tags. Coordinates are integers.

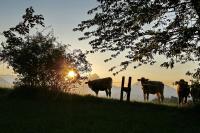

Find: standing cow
<box><xmin>175</xmin><ymin>79</ymin><xmax>190</xmax><ymax>105</ymax></box>
<box><xmin>138</xmin><ymin>77</ymin><xmax>164</xmax><ymax>103</ymax></box>
<box><xmin>190</xmin><ymin>81</ymin><xmax>200</xmax><ymax>103</ymax></box>
<box><xmin>85</xmin><ymin>77</ymin><xmax>112</xmax><ymax>97</ymax></box>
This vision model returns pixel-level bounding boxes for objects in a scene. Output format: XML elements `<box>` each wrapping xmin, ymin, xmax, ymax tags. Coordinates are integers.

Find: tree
<box><xmin>88</xmin><ymin>73</ymin><xmax>100</xmax><ymax>80</ymax></box>
<box><xmin>74</xmin><ymin>0</ymin><xmax>200</xmax><ymax>76</ymax></box>
<box><xmin>0</xmin><ymin>7</ymin><xmax>91</xmax><ymax>91</ymax></box>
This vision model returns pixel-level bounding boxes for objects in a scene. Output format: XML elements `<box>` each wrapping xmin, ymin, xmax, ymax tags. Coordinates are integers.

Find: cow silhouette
<box><xmin>138</xmin><ymin>77</ymin><xmax>164</xmax><ymax>103</ymax></box>
<box><xmin>175</xmin><ymin>79</ymin><xmax>190</xmax><ymax>105</ymax></box>
<box><xmin>86</xmin><ymin>77</ymin><xmax>112</xmax><ymax>97</ymax></box>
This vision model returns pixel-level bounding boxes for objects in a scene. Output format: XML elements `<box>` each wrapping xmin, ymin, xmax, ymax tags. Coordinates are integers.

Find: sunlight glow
<box><xmin>67</xmin><ymin>70</ymin><xmax>77</xmax><ymax>78</ymax></box>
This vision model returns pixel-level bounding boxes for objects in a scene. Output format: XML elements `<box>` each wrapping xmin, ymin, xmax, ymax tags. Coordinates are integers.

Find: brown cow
<box><xmin>190</xmin><ymin>81</ymin><xmax>200</xmax><ymax>103</ymax></box>
<box><xmin>86</xmin><ymin>77</ymin><xmax>112</xmax><ymax>97</ymax></box>
<box><xmin>175</xmin><ymin>79</ymin><xmax>190</xmax><ymax>105</ymax></box>
<box><xmin>138</xmin><ymin>77</ymin><xmax>164</xmax><ymax>103</ymax></box>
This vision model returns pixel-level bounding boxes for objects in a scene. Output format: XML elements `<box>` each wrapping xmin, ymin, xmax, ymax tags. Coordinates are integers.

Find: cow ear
<box><xmin>175</xmin><ymin>81</ymin><xmax>178</xmax><ymax>85</ymax></box>
<box><xmin>137</xmin><ymin>79</ymin><xmax>141</xmax><ymax>81</ymax></box>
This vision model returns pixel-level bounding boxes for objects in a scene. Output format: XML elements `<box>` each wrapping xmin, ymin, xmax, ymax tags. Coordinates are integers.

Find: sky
<box><xmin>0</xmin><ymin>0</ymin><xmax>198</xmax><ymax>87</ymax></box>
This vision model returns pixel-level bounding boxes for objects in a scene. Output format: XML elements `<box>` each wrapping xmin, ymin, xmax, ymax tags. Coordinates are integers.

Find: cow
<box><xmin>138</xmin><ymin>77</ymin><xmax>164</xmax><ymax>103</ymax></box>
<box><xmin>175</xmin><ymin>79</ymin><xmax>190</xmax><ymax>105</ymax></box>
<box><xmin>85</xmin><ymin>77</ymin><xmax>112</xmax><ymax>97</ymax></box>
<box><xmin>190</xmin><ymin>81</ymin><xmax>200</xmax><ymax>103</ymax></box>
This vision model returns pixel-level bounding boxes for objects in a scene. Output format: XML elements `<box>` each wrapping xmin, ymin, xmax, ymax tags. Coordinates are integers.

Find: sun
<box><xmin>67</xmin><ymin>70</ymin><xmax>77</xmax><ymax>78</ymax></box>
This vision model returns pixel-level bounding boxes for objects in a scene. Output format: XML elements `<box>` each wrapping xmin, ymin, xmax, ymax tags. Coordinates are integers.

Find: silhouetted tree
<box><xmin>88</xmin><ymin>73</ymin><xmax>100</xmax><ymax>80</ymax></box>
<box><xmin>186</xmin><ymin>68</ymin><xmax>200</xmax><ymax>81</ymax></box>
<box><xmin>74</xmin><ymin>0</ymin><xmax>200</xmax><ymax>75</ymax></box>
<box><xmin>0</xmin><ymin>7</ymin><xmax>91</xmax><ymax>91</ymax></box>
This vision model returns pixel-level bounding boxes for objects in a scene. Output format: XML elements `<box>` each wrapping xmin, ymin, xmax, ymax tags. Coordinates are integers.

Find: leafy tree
<box><xmin>88</xmin><ymin>73</ymin><xmax>100</xmax><ymax>80</ymax></box>
<box><xmin>0</xmin><ymin>7</ymin><xmax>91</xmax><ymax>91</ymax></box>
<box><xmin>74</xmin><ymin>0</ymin><xmax>200</xmax><ymax>76</ymax></box>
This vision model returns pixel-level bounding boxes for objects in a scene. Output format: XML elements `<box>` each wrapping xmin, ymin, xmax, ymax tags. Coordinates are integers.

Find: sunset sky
<box><xmin>0</xmin><ymin>0</ymin><xmax>198</xmax><ymax>87</ymax></box>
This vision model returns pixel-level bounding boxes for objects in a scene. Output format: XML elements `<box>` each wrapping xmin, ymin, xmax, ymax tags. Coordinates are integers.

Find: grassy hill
<box><xmin>0</xmin><ymin>88</ymin><xmax>200</xmax><ymax>133</ymax></box>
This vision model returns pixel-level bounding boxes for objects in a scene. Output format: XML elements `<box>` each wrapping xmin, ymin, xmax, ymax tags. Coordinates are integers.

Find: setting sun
<box><xmin>67</xmin><ymin>70</ymin><xmax>77</xmax><ymax>78</ymax></box>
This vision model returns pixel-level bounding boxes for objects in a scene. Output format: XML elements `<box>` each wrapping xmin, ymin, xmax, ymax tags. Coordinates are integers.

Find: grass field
<box><xmin>0</xmin><ymin>88</ymin><xmax>200</xmax><ymax>133</ymax></box>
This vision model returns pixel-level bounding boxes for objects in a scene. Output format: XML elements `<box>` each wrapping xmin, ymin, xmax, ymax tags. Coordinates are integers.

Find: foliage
<box><xmin>186</xmin><ymin>68</ymin><xmax>200</xmax><ymax>81</ymax></box>
<box><xmin>190</xmin><ymin>79</ymin><xmax>200</xmax><ymax>89</ymax></box>
<box><xmin>74</xmin><ymin>0</ymin><xmax>200</xmax><ymax>75</ymax></box>
<box><xmin>88</xmin><ymin>73</ymin><xmax>100</xmax><ymax>80</ymax></box>
<box><xmin>0</xmin><ymin>7</ymin><xmax>91</xmax><ymax>91</ymax></box>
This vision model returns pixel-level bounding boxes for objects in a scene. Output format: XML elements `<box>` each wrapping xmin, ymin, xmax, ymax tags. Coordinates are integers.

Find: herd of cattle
<box><xmin>86</xmin><ymin>77</ymin><xmax>200</xmax><ymax>104</ymax></box>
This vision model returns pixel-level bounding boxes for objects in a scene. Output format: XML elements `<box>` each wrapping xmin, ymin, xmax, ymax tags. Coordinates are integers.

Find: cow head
<box><xmin>175</xmin><ymin>79</ymin><xmax>187</xmax><ymax>85</ymax></box>
<box><xmin>138</xmin><ymin>77</ymin><xmax>149</xmax><ymax>84</ymax></box>
<box><xmin>175</xmin><ymin>81</ymin><xmax>179</xmax><ymax>85</ymax></box>
<box><xmin>85</xmin><ymin>81</ymin><xmax>92</xmax><ymax>88</ymax></box>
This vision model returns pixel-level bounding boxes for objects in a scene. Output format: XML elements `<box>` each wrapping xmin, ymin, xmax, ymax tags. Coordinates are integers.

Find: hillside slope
<box><xmin>0</xmin><ymin>92</ymin><xmax>199</xmax><ymax>133</ymax></box>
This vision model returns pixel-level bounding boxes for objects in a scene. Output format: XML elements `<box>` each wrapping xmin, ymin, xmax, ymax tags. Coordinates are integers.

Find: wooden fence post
<box><xmin>120</xmin><ymin>76</ymin><xmax>132</xmax><ymax>102</ymax></box>
<box><xmin>120</xmin><ymin>76</ymin><xmax>125</xmax><ymax>101</ymax></box>
<box><xmin>127</xmin><ymin>77</ymin><xmax>132</xmax><ymax>102</ymax></box>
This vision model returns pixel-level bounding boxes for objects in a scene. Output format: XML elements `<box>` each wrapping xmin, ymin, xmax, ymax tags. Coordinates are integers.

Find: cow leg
<box><xmin>147</xmin><ymin>93</ymin><xmax>149</xmax><ymax>101</ymax></box>
<box><xmin>161</xmin><ymin>93</ymin><xmax>164</xmax><ymax>103</ymax></box>
<box><xmin>157</xmin><ymin>93</ymin><xmax>161</xmax><ymax>103</ymax></box>
<box><xmin>184</xmin><ymin>96</ymin><xmax>187</xmax><ymax>104</ymax></box>
<box><xmin>143</xmin><ymin>93</ymin><xmax>146</xmax><ymax>101</ymax></box>
<box><xmin>108</xmin><ymin>89</ymin><xmax>111</xmax><ymax>97</ymax></box>
<box><xmin>105</xmin><ymin>90</ymin><xmax>108</xmax><ymax>97</ymax></box>
<box><xmin>193</xmin><ymin>97</ymin><xmax>198</xmax><ymax>103</ymax></box>
<box><xmin>192</xmin><ymin>97</ymin><xmax>195</xmax><ymax>103</ymax></box>
<box><xmin>178</xmin><ymin>96</ymin><xmax>182</xmax><ymax>105</ymax></box>
<box><xmin>95</xmin><ymin>91</ymin><xmax>99</xmax><ymax>96</ymax></box>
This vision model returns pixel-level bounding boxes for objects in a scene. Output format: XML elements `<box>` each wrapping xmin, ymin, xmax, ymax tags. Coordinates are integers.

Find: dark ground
<box><xmin>0</xmin><ymin>88</ymin><xmax>199</xmax><ymax>133</ymax></box>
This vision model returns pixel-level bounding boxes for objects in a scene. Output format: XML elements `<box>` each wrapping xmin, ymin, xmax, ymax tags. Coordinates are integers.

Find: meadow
<box><xmin>0</xmin><ymin>88</ymin><xmax>200</xmax><ymax>133</ymax></box>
